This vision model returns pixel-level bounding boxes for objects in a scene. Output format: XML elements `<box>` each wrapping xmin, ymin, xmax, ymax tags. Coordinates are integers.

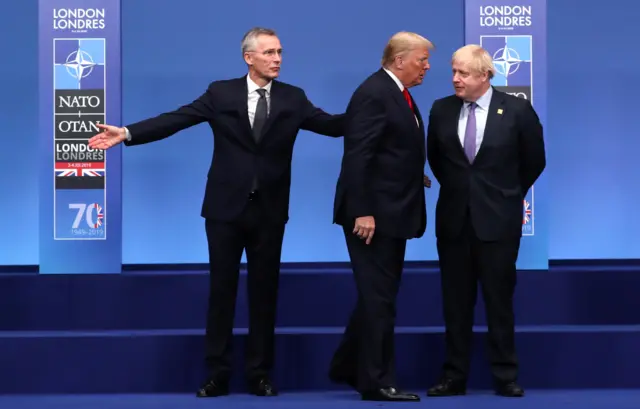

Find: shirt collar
<box><xmin>466</xmin><ymin>86</ymin><xmax>493</xmax><ymax>110</ymax></box>
<box><xmin>383</xmin><ymin>68</ymin><xmax>405</xmax><ymax>91</ymax></box>
<box><xmin>247</xmin><ymin>75</ymin><xmax>272</xmax><ymax>95</ymax></box>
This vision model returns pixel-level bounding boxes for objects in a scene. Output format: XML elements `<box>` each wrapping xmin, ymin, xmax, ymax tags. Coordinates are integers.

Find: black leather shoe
<box><xmin>196</xmin><ymin>379</ymin><xmax>229</xmax><ymax>397</ymax></box>
<box><xmin>495</xmin><ymin>382</ymin><xmax>524</xmax><ymax>397</ymax></box>
<box><xmin>361</xmin><ymin>387</ymin><xmax>420</xmax><ymax>401</ymax></box>
<box><xmin>427</xmin><ymin>378</ymin><xmax>466</xmax><ymax>396</ymax></box>
<box><xmin>248</xmin><ymin>377</ymin><xmax>278</xmax><ymax>396</ymax></box>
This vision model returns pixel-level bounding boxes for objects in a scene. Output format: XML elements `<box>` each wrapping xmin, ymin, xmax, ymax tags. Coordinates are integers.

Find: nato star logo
<box><xmin>480</xmin><ymin>35</ymin><xmax>532</xmax><ymax>87</ymax></box>
<box><xmin>54</xmin><ymin>39</ymin><xmax>105</xmax><ymax>90</ymax></box>
<box><xmin>64</xmin><ymin>49</ymin><xmax>96</xmax><ymax>81</ymax></box>
<box><xmin>492</xmin><ymin>46</ymin><xmax>524</xmax><ymax>78</ymax></box>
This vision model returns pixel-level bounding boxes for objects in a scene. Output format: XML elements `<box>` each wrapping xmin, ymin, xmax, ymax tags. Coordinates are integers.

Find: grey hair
<box><xmin>241</xmin><ymin>27</ymin><xmax>278</xmax><ymax>54</ymax></box>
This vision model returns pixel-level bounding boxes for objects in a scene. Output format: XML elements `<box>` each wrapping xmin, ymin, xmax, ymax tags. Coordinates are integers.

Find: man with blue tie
<box><xmin>88</xmin><ymin>27</ymin><xmax>344</xmax><ymax>398</ymax></box>
<box><xmin>426</xmin><ymin>44</ymin><xmax>545</xmax><ymax>398</ymax></box>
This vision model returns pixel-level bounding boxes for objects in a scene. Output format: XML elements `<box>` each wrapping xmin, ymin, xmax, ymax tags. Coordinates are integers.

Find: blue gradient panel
<box><xmin>79</xmin><ymin>39</ymin><xmax>106</xmax><ymax>64</ymax></box>
<box><xmin>119</xmin><ymin>0</ymin><xmax>463</xmax><ymax>264</ymax></box>
<box><xmin>2</xmin><ymin>1</ymin><xmax>639</xmax><ymax>267</ymax></box>
<box><xmin>38</xmin><ymin>0</ymin><xmax>122</xmax><ymax>273</ymax></box>
<box><xmin>466</xmin><ymin>0</ymin><xmax>547</xmax><ymax>269</ymax></box>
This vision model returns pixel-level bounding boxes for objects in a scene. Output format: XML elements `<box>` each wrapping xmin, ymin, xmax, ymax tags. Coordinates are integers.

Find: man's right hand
<box><xmin>353</xmin><ymin>216</ymin><xmax>375</xmax><ymax>245</ymax></box>
<box><xmin>88</xmin><ymin>124</ymin><xmax>127</xmax><ymax>150</ymax></box>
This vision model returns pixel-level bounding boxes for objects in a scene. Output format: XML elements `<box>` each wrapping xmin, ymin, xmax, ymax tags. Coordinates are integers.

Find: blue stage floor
<box><xmin>1</xmin><ymin>262</ymin><xmax>639</xmax><ymax>395</ymax></box>
<box><xmin>2</xmin><ymin>390</ymin><xmax>640</xmax><ymax>409</ymax></box>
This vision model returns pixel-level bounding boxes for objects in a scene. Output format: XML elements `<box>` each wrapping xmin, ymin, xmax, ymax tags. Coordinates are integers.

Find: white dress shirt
<box><xmin>457</xmin><ymin>86</ymin><xmax>493</xmax><ymax>155</ymax></box>
<box><xmin>246</xmin><ymin>75</ymin><xmax>271</xmax><ymax>127</ymax></box>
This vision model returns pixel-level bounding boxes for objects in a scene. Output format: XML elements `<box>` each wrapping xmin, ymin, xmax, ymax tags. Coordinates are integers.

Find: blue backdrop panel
<box><xmin>2</xmin><ymin>0</ymin><xmax>639</xmax><ymax>267</ymax></box>
<box><xmin>38</xmin><ymin>0</ymin><xmax>122</xmax><ymax>273</ymax></box>
<box><xmin>465</xmin><ymin>0</ymin><xmax>547</xmax><ymax>269</ymax></box>
<box><xmin>119</xmin><ymin>0</ymin><xmax>462</xmax><ymax>264</ymax></box>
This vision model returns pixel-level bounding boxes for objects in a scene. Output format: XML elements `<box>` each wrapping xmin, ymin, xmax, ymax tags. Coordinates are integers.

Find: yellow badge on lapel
<box><xmin>497</xmin><ymin>109</ymin><xmax>503</xmax><ymax>115</ymax></box>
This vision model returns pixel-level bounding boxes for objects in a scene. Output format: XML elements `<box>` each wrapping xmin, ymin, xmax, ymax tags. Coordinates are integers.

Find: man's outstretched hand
<box><xmin>88</xmin><ymin>124</ymin><xmax>127</xmax><ymax>150</ymax></box>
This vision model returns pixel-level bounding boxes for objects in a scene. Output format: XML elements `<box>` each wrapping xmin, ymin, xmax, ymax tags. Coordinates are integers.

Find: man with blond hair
<box><xmin>328</xmin><ymin>31</ymin><xmax>433</xmax><ymax>402</ymax></box>
<box><xmin>426</xmin><ymin>44</ymin><xmax>545</xmax><ymax>398</ymax></box>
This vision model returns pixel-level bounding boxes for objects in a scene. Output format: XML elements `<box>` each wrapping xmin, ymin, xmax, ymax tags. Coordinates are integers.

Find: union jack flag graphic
<box><xmin>92</xmin><ymin>203</ymin><xmax>104</xmax><ymax>228</ymax></box>
<box><xmin>522</xmin><ymin>199</ymin><xmax>532</xmax><ymax>225</ymax></box>
<box><xmin>55</xmin><ymin>162</ymin><xmax>104</xmax><ymax>177</ymax></box>
<box><xmin>56</xmin><ymin>168</ymin><xmax>105</xmax><ymax>177</ymax></box>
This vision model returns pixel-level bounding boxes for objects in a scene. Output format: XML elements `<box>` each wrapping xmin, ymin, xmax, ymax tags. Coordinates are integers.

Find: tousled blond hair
<box><xmin>381</xmin><ymin>32</ymin><xmax>434</xmax><ymax>67</ymax></box>
<box><xmin>452</xmin><ymin>44</ymin><xmax>495</xmax><ymax>79</ymax></box>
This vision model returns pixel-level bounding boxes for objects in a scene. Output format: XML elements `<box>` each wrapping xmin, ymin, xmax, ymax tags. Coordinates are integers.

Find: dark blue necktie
<box><xmin>252</xmin><ymin>88</ymin><xmax>268</xmax><ymax>143</ymax></box>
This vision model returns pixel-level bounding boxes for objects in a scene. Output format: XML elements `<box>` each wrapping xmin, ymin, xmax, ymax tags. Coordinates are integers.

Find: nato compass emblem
<box><xmin>64</xmin><ymin>48</ymin><xmax>96</xmax><ymax>83</ymax></box>
<box><xmin>480</xmin><ymin>35</ymin><xmax>532</xmax><ymax>87</ymax></box>
<box><xmin>54</xmin><ymin>39</ymin><xmax>105</xmax><ymax>90</ymax></box>
<box><xmin>492</xmin><ymin>46</ymin><xmax>524</xmax><ymax>80</ymax></box>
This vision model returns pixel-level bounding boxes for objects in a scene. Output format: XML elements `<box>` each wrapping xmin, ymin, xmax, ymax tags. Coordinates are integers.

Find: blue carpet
<box><xmin>1</xmin><ymin>391</ymin><xmax>639</xmax><ymax>409</ymax></box>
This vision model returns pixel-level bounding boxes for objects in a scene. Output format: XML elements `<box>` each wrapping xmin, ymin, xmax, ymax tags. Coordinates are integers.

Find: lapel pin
<box><xmin>497</xmin><ymin>108</ymin><xmax>503</xmax><ymax>115</ymax></box>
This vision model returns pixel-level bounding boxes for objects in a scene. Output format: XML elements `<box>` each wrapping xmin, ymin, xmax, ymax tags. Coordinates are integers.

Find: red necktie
<box><xmin>403</xmin><ymin>88</ymin><xmax>414</xmax><ymax>112</ymax></box>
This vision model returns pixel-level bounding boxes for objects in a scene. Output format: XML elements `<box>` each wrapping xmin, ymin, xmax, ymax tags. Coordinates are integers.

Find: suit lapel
<box><xmin>236</xmin><ymin>77</ymin><xmax>257</xmax><ymax>149</ymax></box>
<box><xmin>378</xmin><ymin>69</ymin><xmax>419</xmax><ymax>129</ymax></box>
<box><xmin>259</xmin><ymin>81</ymin><xmax>284</xmax><ymax>141</ymax></box>
<box><xmin>448</xmin><ymin>97</ymin><xmax>465</xmax><ymax>158</ymax></box>
<box><xmin>474</xmin><ymin>89</ymin><xmax>505</xmax><ymax>163</ymax></box>
<box><xmin>412</xmin><ymin>97</ymin><xmax>426</xmax><ymax>160</ymax></box>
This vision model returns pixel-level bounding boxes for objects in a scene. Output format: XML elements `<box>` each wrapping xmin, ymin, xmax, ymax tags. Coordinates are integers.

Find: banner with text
<box><xmin>465</xmin><ymin>0</ymin><xmax>547</xmax><ymax>269</ymax></box>
<box><xmin>39</xmin><ymin>0</ymin><xmax>122</xmax><ymax>273</ymax></box>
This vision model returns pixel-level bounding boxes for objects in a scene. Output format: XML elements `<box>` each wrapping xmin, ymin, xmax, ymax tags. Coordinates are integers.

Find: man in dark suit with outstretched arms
<box><xmin>88</xmin><ymin>27</ymin><xmax>344</xmax><ymax>398</ymax></box>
